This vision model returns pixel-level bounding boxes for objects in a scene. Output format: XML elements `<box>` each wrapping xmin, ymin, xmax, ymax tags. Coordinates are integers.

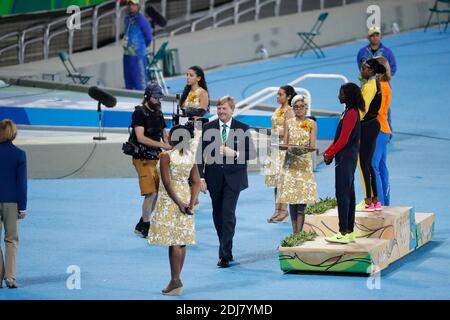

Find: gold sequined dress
<box><xmin>182</xmin><ymin>87</ymin><xmax>208</xmax><ymax>152</ymax></box>
<box><xmin>276</xmin><ymin>118</ymin><xmax>318</xmax><ymax>204</ymax></box>
<box><xmin>148</xmin><ymin>149</ymin><xmax>196</xmax><ymax>246</ymax></box>
<box><xmin>263</xmin><ymin>106</ymin><xmax>291</xmax><ymax>187</ymax></box>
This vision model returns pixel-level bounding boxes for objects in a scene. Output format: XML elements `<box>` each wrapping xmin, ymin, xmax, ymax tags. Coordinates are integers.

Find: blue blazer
<box><xmin>0</xmin><ymin>141</ymin><xmax>27</xmax><ymax>211</ymax></box>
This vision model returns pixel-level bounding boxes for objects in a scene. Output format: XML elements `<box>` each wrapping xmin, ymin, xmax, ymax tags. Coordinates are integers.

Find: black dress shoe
<box><xmin>134</xmin><ymin>217</ymin><xmax>144</xmax><ymax>235</ymax></box>
<box><xmin>217</xmin><ymin>258</ymin><xmax>230</xmax><ymax>268</ymax></box>
<box><xmin>140</xmin><ymin>222</ymin><xmax>150</xmax><ymax>239</ymax></box>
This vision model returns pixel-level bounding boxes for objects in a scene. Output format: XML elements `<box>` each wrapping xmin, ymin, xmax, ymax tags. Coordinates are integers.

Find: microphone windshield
<box><xmin>88</xmin><ymin>86</ymin><xmax>117</xmax><ymax>108</ymax></box>
<box><xmin>145</xmin><ymin>5</ymin><xmax>167</xmax><ymax>27</ymax></box>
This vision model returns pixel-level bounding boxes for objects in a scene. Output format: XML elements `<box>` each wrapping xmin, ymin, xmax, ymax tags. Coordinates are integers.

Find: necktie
<box><xmin>221</xmin><ymin>123</ymin><xmax>228</xmax><ymax>144</ymax></box>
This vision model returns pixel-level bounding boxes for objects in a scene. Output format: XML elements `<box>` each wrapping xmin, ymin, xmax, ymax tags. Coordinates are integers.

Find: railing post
<box><xmin>43</xmin><ymin>26</ymin><xmax>50</xmax><ymax>59</ymax></box>
<box><xmin>19</xmin><ymin>32</ymin><xmax>24</xmax><ymax>64</ymax></box>
<box><xmin>209</xmin><ymin>0</ymin><xmax>214</xmax><ymax>15</ymax></box>
<box><xmin>69</xmin><ymin>28</ymin><xmax>74</xmax><ymax>55</ymax></box>
<box><xmin>186</xmin><ymin>0</ymin><xmax>191</xmax><ymax>20</ymax></box>
<box><xmin>161</xmin><ymin>0</ymin><xmax>167</xmax><ymax>18</ymax></box>
<box><xmin>275</xmin><ymin>0</ymin><xmax>280</xmax><ymax>16</ymax></box>
<box><xmin>92</xmin><ymin>6</ymin><xmax>98</xmax><ymax>49</ymax></box>
<box><xmin>297</xmin><ymin>0</ymin><xmax>303</xmax><ymax>13</ymax></box>
<box><xmin>255</xmin><ymin>0</ymin><xmax>260</xmax><ymax>20</ymax></box>
<box><xmin>234</xmin><ymin>2</ymin><xmax>239</xmax><ymax>24</ymax></box>
<box><xmin>320</xmin><ymin>0</ymin><xmax>324</xmax><ymax>10</ymax></box>
<box><xmin>115</xmin><ymin>0</ymin><xmax>121</xmax><ymax>45</ymax></box>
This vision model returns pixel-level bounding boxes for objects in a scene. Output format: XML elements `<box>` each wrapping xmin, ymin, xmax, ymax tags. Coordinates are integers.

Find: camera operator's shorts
<box><xmin>132</xmin><ymin>159</ymin><xmax>159</xmax><ymax>195</ymax></box>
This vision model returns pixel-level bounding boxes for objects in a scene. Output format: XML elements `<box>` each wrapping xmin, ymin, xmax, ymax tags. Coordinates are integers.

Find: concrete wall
<box><xmin>15</xmin><ymin>130</ymin><xmax>268</xmax><ymax>178</ymax></box>
<box><xmin>16</xmin><ymin>130</ymin><xmax>329</xmax><ymax>179</ymax></box>
<box><xmin>170</xmin><ymin>0</ymin><xmax>434</xmax><ymax>71</ymax></box>
<box><xmin>0</xmin><ymin>0</ymin><xmax>435</xmax><ymax>88</ymax></box>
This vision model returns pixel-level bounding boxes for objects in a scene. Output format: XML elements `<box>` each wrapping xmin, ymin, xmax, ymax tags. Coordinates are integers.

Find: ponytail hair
<box><xmin>280</xmin><ymin>85</ymin><xmax>297</xmax><ymax>106</ymax></box>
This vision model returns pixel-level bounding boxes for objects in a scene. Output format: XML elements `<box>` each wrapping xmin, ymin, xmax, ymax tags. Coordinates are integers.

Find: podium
<box><xmin>279</xmin><ymin>207</ymin><xmax>435</xmax><ymax>274</ymax></box>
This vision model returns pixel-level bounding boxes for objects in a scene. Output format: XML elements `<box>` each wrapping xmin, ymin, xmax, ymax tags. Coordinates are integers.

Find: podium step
<box><xmin>414</xmin><ymin>213</ymin><xmax>435</xmax><ymax>249</ymax></box>
<box><xmin>279</xmin><ymin>237</ymin><xmax>391</xmax><ymax>274</ymax></box>
<box><xmin>279</xmin><ymin>206</ymin><xmax>435</xmax><ymax>274</ymax></box>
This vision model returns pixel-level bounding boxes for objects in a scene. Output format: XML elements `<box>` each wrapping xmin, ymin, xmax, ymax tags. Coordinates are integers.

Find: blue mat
<box><xmin>1</xmin><ymin>27</ymin><xmax>450</xmax><ymax>300</ymax></box>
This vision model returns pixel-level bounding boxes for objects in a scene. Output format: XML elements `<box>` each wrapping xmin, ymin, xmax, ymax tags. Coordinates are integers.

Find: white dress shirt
<box><xmin>200</xmin><ymin>118</ymin><xmax>237</xmax><ymax>181</ymax></box>
<box><xmin>219</xmin><ymin>118</ymin><xmax>239</xmax><ymax>158</ymax></box>
<box><xmin>219</xmin><ymin>118</ymin><xmax>233</xmax><ymax>142</ymax></box>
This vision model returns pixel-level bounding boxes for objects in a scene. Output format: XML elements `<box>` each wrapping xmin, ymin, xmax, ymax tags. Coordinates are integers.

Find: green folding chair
<box><xmin>424</xmin><ymin>0</ymin><xmax>450</xmax><ymax>32</ymax></box>
<box><xmin>294</xmin><ymin>12</ymin><xmax>329</xmax><ymax>59</ymax></box>
<box><xmin>58</xmin><ymin>51</ymin><xmax>92</xmax><ymax>85</ymax></box>
<box><xmin>146</xmin><ymin>41</ymin><xmax>169</xmax><ymax>93</ymax></box>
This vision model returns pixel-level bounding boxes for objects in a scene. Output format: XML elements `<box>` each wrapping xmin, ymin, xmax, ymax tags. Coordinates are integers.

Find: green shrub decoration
<box><xmin>280</xmin><ymin>231</ymin><xmax>318</xmax><ymax>247</ymax></box>
<box><xmin>305</xmin><ymin>197</ymin><xmax>337</xmax><ymax>215</ymax></box>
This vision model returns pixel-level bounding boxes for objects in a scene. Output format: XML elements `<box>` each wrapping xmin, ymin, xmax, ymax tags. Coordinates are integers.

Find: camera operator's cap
<box><xmin>144</xmin><ymin>83</ymin><xmax>164</xmax><ymax>99</ymax></box>
<box><xmin>368</xmin><ymin>26</ymin><xmax>381</xmax><ymax>36</ymax></box>
<box><xmin>127</xmin><ymin>0</ymin><xmax>140</xmax><ymax>4</ymax></box>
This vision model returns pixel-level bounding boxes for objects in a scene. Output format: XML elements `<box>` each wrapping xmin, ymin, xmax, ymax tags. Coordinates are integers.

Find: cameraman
<box><xmin>132</xmin><ymin>83</ymin><xmax>172</xmax><ymax>237</ymax></box>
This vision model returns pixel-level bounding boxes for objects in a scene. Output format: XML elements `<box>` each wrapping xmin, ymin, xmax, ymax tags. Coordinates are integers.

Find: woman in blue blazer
<box><xmin>0</xmin><ymin>119</ymin><xmax>27</xmax><ymax>289</ymax></box>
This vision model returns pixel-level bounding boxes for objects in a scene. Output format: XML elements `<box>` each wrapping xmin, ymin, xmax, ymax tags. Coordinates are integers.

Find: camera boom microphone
<box><xmin>88</xmin><ymin>86</ymin><xmax>117</xmax><ymax>108</ymax></box>
<box><xmin>88</xmin><ymin>86</ymin><xmax>117</xmax><ymax>141</ymax></box>
<box><xmin>145</xmin><ymin>5</ymin><xmax>167</xmax><ymax>27</ymax></box>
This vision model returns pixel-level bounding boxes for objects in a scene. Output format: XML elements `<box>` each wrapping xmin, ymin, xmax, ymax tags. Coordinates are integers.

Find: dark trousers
<box><xmin>336</xmin><ymin>154</ymin><xmax>357</xmax><ymax>233</ymax></box>
<box><xmin>359</xmin><ymin>119</ymin><xmax>380</xmax><ymax>199</ymax></box>
<box><xmin>210</xmin><ymin>184</ymin><xmax>240</xmax><ymax>261</ymax></box>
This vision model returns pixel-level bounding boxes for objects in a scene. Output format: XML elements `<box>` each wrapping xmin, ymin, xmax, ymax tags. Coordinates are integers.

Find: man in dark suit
<box><xmin>197</xmin><ymin>96</ymin><xmax>256</xmax><ymax>268</ymax></box>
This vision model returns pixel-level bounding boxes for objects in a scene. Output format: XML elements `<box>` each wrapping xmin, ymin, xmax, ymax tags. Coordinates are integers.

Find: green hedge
<box><xmin>280</xmin><ymin>231</ymin><xmax>318</xmax><ymax>247</ymax></box>
<box><xmin>280</xmin><ymin>197</ymin><xmax>337</xmax><ymax>247</ymax></box>
<box><xmin>305</xmin><ymin>197</ymin><xmax>337</xmax><ymax>215</ymax></box>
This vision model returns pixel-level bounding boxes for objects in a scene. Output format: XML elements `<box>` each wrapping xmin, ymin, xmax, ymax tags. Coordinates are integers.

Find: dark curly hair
<box><xmin>364</xmin><ymin>58</ymin><xmax>387</xmax><ymax>75</ymax></box>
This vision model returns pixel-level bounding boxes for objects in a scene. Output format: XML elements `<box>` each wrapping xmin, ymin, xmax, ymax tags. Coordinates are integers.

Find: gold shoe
<box><xmin>162</xmin><ymin>280</ymin><xmax>183</xmax><ymax>296</ymax></box>
<box><xmin>272</xmin><ymin>203</ymin><xmax>289</xmax><ymax>223</ymax></box>
<box><xmin>267</xmin><ymin>211</ymin><xmax>280</xmax><ymax>223</ymax></box>
<box><xmin>268</xmin><ymin>203</ymin><xmax>288</xmax><ymax>223</ymax></box>
<box><xmin>271</xmin><ymin>212</ymin><xmax>289</xmax><ymax>223</ymax></box>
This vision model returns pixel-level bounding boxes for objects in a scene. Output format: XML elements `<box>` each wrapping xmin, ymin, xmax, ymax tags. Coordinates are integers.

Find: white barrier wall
<box><xmin>0</xmin><ymin>0</ymin><xmax>436</xmax><ymax>88</ymax></box>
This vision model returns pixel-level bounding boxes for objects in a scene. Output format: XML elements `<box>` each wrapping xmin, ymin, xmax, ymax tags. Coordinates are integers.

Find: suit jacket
<box><xmin>197</xmin><ymin>118</ymin><xmax>256</xmax><ymax>193</ymax></box>
<box><xmin>0</xmin><ymin>141</ymin><xmax>27</xmax><ymax>211</ymax></box>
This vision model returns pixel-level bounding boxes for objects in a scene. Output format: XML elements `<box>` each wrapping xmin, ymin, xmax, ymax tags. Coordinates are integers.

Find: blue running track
<box><xmin>1</xmin><ymin>27</ymin><xmax>449</xmax><ymax>300</ymax></box>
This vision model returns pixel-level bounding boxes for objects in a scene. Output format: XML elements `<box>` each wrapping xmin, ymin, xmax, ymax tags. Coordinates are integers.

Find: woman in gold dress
<box><xmin>264</xmin><ymin>85</ymin><xmax>295</xmax><ymax>223</ymax></box>
<box><xmin>180</xmin><ymin>65</ymin><xmax>209</xmax><ymax>146</ymax></box>
<box><xmin>277</xmin><ymin>95</ymin><xmax>318</xmax><ymax>234</ymax></box>
<box><xmin>179</xmin><ymin>66</ymin><xmax>209</xmax><ymax>206</ymax></box>
<box><xmin>148</xmin><ymin>124</ymin><xmax>200</xmax><ymax>296</ymax></box>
